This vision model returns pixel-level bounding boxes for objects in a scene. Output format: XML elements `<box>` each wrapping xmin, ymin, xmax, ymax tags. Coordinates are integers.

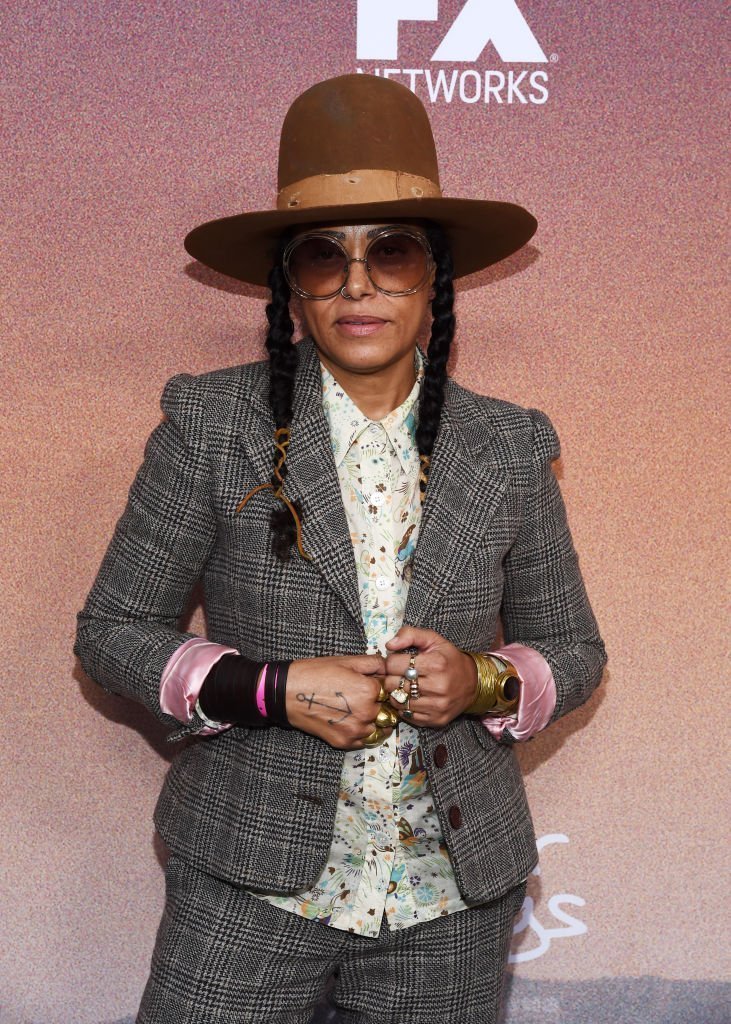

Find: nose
<box><xmin>342</xmin><ymin>256</ymin><xmax>374</xmax><ymax>299</ymax></box>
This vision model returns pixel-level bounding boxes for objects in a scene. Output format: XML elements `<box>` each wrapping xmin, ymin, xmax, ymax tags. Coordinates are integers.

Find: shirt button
<box><xmin>448</xmin><ymin>805</ymin><xmax>463</xmax><ymax>829</ymax></box>
<box><xmin>375</xmin><ymin>575</ymin><xmax>390</xmax><ymax>590</ymax></box>
<box><xmin>434</xmin><ymin>744</ymin><xmax>448</xmax><ymax>768</ymax></box>
<box><xmin>371</xmin><ymin>492</ymin><xmax>385</xmax><ymax>507</ymax></box>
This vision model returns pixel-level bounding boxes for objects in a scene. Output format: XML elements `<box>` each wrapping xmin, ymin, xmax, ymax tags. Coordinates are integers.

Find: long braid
<box><xmin>265</xmin><ymin>259</ymin><xmax>297</xmax><ymax>434</ymax></box>
<box><xmin>235</xmin><ymin>247</ymin><xmax>303</xmax><ymax>561</ymax></box>
<box><xmin>263</xmin><ymin>256</ymin><xmax>303</xmax><ymax>560</ymax></box>
<box><xmin>417</xmin><ymin>222</ymin><xmax>456</xmax><ymax>501</ymax></box>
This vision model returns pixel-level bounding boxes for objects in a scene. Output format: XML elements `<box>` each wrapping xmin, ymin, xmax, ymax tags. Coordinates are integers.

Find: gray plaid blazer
<box><xmin>76</xmin><ymin>337</ymin><xmax>605</xmax><ymax>904</ymax></box>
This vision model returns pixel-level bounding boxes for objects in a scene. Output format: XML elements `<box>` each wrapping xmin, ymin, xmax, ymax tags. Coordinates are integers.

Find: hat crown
<box><xmin>277</xmin><ymin>75</ymin><xmax>440</xmax><ymax>192</ymax></box>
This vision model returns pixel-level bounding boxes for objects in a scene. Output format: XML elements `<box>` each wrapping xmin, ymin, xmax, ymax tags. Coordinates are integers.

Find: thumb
<box><xmin>385</xmin><ymin>625</ymin><xmax>428</xmax><ymax>651</ymax></box>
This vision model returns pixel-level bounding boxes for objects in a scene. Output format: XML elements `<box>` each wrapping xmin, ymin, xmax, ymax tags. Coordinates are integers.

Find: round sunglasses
<box><xmin>282</xmin><ymin>227</ymin><xmax>434</xmax><ymax>300</ymax></box>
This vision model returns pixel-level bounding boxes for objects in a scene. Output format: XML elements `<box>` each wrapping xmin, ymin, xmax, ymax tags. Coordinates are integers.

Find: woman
<box><xmin>76</xmin><ymin>74</ymin><xmax>606</xmax><ymax>1023</ymax></box>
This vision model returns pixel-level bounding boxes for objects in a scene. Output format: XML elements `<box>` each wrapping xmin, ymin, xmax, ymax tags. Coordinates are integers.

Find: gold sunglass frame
<box><xmin>282</xmin><ymin>226</ymin><xmax>435</xmax><ymax>300</ymax></box>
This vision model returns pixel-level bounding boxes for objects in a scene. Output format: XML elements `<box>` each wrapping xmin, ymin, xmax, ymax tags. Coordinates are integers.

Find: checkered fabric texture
<box><xmin>75</xmin><ymin>337</ymin><xmax>605</xmax><ymax>904</ymax></box>
<box><xmin>137</xmin><ymin>855</ymin><xmax>527</xmax><ymax>1023</ymax></box>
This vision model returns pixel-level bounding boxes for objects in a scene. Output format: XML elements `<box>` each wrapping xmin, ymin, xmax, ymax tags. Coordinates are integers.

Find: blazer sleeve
<box><xmin>74</xmin><ymin>373</ymin><xmax>217</xmax><ymax>729</ymax></box>
<box><xmin>500</xmin><ymin>409</ymin><xmax>607</xmax><ymax>725</ymax></box>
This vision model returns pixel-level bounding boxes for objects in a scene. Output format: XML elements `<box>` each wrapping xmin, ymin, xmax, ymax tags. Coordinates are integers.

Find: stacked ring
<box><xmin>375</xmin><ymin>704</ymin><xmax>399</xmax><ymax>730</ymax></box>
<box><xmin>404</xmin><ymin>648</ymin><xmax>421</xmax><ymax>701</ymax></box>
<box><xmin>365</xmin><ymin>680</ymin><xmax>400</xmax><ymax>743</ymax></box>
<box><xmin>391</xmin><ymin>678</ymin><xmax>409</xmax><ymax>706</ymax></box>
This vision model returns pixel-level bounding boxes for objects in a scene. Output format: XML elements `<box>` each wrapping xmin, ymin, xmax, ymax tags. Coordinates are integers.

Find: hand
<box><xmin>384</xmin><ymin>626</ymin><xmax>478</xmax><ymax>728</ymax></box>
<box><xmin>286</xmin><ymin>654</ymin><xmax>389</xmax><ymax>750</ymax></box>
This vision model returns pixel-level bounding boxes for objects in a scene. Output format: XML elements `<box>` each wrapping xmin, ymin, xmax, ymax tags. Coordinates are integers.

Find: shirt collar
<box><xmin>321</xmin><ymin>350</ymin><xmax>424</xmax><ymax>475</ymax></box>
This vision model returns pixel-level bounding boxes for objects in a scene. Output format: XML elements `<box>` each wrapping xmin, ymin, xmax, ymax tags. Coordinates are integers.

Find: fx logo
<box><xmin>356</xmin><ymin>0</ymin><xmax>548</xmax><ymax>63</ymax></box>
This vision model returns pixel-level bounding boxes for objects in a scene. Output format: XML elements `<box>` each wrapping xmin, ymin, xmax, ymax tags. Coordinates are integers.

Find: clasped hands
<box><xmin>285</xmin><ymin>626</ymin><xmax>479</xmax><ymax>750</ymax></box>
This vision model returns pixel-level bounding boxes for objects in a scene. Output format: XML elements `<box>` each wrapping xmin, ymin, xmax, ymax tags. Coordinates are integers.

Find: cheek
<box><xmin>299</xmin><ymin>300</ymin><xmax>334</xmax><ymax>344</ymax></box>
<box><xmin>290</xmin><ymin>297</ymin><xmax>307</xmax><ymax>337</ymax></box>
<box><xmin>297</xmin><ymin>299</ymin><xmax>314</xmax><ymax>333</ymax></box>
<box><xmin>408</xmin><ymin>295</ymin><xmax>432</xmax><ymax>337</ymax></box>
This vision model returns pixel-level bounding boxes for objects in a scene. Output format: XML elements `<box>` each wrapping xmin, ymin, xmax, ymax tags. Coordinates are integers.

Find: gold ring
<box><xmin>375</xmin><ymin>704</ymin><xmax>399</xmax><ymax>730</ymax></box>
<box><xmin>363</xmin><ymin>727</ymin><xmax>385</xmax><ymax>747</ymax></box>
<box><xmin>377</xmin><ymin>682</ymin><xmax>389</xmax><ymax>703</ymax></box>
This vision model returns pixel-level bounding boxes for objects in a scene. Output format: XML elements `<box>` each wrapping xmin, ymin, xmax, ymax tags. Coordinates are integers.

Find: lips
<box><xmin>336</xmin><ymin>317</ymin><xmax>386</xmax><ymax>325</ymax></box>
<box><xmin>336</xmin><ymin>316</ymin><xmax>388</xmax><ymax>337</ymax></box>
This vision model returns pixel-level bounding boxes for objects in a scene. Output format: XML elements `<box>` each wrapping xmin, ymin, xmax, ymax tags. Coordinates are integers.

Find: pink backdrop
<box><xmin>2</xmin><ymin>2</ymin><xmax>728</xmax><ymax>1021</ymax></box>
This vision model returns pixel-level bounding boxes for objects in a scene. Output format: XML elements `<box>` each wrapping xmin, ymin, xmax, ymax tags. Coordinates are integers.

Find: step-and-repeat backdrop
<box><xmin>3</xmin><ymin>2</ymin><xmax>727</xmax><ymax>1022</ymax></box>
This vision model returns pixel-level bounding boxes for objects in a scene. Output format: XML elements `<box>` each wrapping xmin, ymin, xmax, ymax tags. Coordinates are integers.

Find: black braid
<box><xmin>265</xmin><ymin>251</ymin><xmax>301</xmax><ymax>561</ymax></box>
<box><xmin>417</xmin><ymin>222</ymin><xmax>456</xmax><ymax>500</ymax></box>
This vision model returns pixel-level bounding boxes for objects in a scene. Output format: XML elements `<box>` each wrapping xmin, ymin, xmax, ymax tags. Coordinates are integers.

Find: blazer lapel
<box><xmin>237</xmin><ymin>339</ymin><xmax>364</xmax><ymax>633</ymax></box>
<box><xmin>236</xmin><ymin>342</ymin><xmax>510</xmax><ymax>638</ymax></box>
<box><xmin>404</xmin><ymin>388</ymin><xmax>510</xmax><ymax>629</ymax></box>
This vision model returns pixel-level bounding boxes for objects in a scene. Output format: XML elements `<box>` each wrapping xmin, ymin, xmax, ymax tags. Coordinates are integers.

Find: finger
<box><xmin>397</xmin><ymin>706</ymin><xmax>437</xmax><ymax>727</ymax></box>
<box><xmin>384</xmin><ymin>626</ymin><xmax>435</xmax><ymax>652</ymax></box>
<box><xmin>356</xmin><ymin>720</ymin><xmax>395</xmax><ymax>744</ymax></box>
<box><xmin>383</xmin><ymin>672</ymin><xmax>428</xmax><ymax>699</ymax></box>
<box><xmin>347</xmin><ymin>653</ymin><xmax>387</xmax><ymax>675</ymax></box>
<box><xmin>384</xmin><ymin>648</ymin><xmax>433</xmax><ymax>679</ymax></box>
<box><xmin>384</xmin><ymin>652</ymin><xmax>416</xmax><ymax>677</ymax></box>
<box><xmin>386</xmin><ymin>683</ymin><xmax>422</xmax><ymax>716</ymax></box>
<box><xmin>383</xmin><ymin>673</ymin><xmax>407</xmax><ymax>695</ymax></box>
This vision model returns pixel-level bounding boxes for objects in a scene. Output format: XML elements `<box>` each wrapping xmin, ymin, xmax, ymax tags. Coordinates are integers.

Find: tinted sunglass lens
<box><xmin>367</xmin><ymin>233</ymin><xmax>429</xmax><ymax>293</ymax></box>
<box><xmin>288</xmin><ymin>237</ymin><xmax>346</xmax><ymax>297</ymax></box>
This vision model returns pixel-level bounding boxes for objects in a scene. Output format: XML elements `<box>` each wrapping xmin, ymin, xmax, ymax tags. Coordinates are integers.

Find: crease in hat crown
<box><xmin>183</xmin><ymin>73</ymin><xmax>537</xmax><ymax>285</ymax></box>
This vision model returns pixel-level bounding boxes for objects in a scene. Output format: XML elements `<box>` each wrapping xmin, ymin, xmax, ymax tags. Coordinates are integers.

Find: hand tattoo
<box><xmin>296</xmin><ymin>691</ymin><xmax>353</xmax><ymax>724</ymax></box>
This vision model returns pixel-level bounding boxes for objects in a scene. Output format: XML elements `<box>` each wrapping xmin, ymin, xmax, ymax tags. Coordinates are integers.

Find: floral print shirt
<box><xmin>254</xmin><ymin>354</ymin><xmax>470</xmax><ymax>937</ymax></box>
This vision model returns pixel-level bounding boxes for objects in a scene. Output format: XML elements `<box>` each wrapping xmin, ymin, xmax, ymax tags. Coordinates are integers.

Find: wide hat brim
<box><xmin>184</xmin><ymin>197</ymin><xmax>537</xmax><ymax>287</ymax></box>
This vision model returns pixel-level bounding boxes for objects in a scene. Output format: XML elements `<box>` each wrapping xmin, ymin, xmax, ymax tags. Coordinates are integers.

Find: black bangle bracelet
<box><xmin>268</xmin><ymin>661</ymin><xmax>290</xmax><ymax>727</ymax></box>
<box><xmin>198</xmin><ymin>654</ymin><xmax>266</xmax><ymax>727</ymax></box>
<box><xmin>198</xmin><ymin>655</ymin><xmax>292</xmax><ymax>728</ymax></box>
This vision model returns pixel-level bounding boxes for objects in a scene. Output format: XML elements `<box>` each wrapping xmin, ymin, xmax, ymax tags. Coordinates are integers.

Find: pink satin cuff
<box><xmin>159</xmin><ymin>637</ymin><xmax>238</xmax><ymax>734</ymax></box>
<box><xmin>481</xmin><ymin>642</ymin><xmax>557</xmax><ymax>741</ymax></box>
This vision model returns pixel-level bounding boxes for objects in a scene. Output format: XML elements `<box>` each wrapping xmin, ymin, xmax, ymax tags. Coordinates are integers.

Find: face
<box><xmin>290</xmin><ymin>223</ymin><xmax>434</xmax><ymax>384</ymax></box>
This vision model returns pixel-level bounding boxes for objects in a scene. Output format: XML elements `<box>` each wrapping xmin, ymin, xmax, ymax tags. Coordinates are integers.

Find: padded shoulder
<box><xmin>445</xmin><ymin>378</ymin><xmax>561</xmax><ymax>466</ymax></box>
<box><xmin>158</xmin><ymin>357</ymin><xmax>272</xmax><ymax>441</ymax></box>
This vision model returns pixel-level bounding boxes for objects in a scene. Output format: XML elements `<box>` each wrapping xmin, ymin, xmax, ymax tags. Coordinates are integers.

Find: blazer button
<box><xmin>448</xmin><ymin>805</ymin><xmax>462</xmax><ymax>829</ymax></box>
<box><xmin>434</xmin><ymin>744</ymin><xmax>448</xmax><ymax>768</ymax></box>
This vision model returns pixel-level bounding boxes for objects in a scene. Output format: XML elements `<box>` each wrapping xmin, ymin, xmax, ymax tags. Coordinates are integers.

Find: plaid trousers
<box><xmin>137</xmin><ymin>855</ymin><xmax>526</xmax><ymax>1024</ymax></box>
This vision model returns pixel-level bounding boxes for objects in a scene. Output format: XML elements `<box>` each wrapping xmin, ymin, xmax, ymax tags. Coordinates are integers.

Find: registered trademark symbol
<box><xmin>550</xmin><ymin>52</ymin><xmax>559</xmax><ymax>62</ymax></box>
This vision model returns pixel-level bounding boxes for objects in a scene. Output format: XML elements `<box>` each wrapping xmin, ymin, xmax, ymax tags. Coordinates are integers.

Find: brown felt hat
<box><xmin>184</xmin><ymin>74</ymin><xmax>537</xmax><ymax>285</ymax></box>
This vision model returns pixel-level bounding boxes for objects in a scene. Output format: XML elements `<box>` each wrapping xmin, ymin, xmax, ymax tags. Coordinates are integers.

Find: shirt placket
<box><xmin>355</xmin><ymin>423</ymin><xmax>403</xmax><ymax>935</ymax></box>
<box><xmin>356</xmin><ymin>423</ymin><xmax>395</xmax><ymax>654</ymax></box>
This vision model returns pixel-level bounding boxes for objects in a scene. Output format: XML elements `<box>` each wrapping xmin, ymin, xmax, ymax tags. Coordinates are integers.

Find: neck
<box><xmin>318</xmin><ymin>350</ymin><xmax>418</xmax><ymax>420</ymax></box>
